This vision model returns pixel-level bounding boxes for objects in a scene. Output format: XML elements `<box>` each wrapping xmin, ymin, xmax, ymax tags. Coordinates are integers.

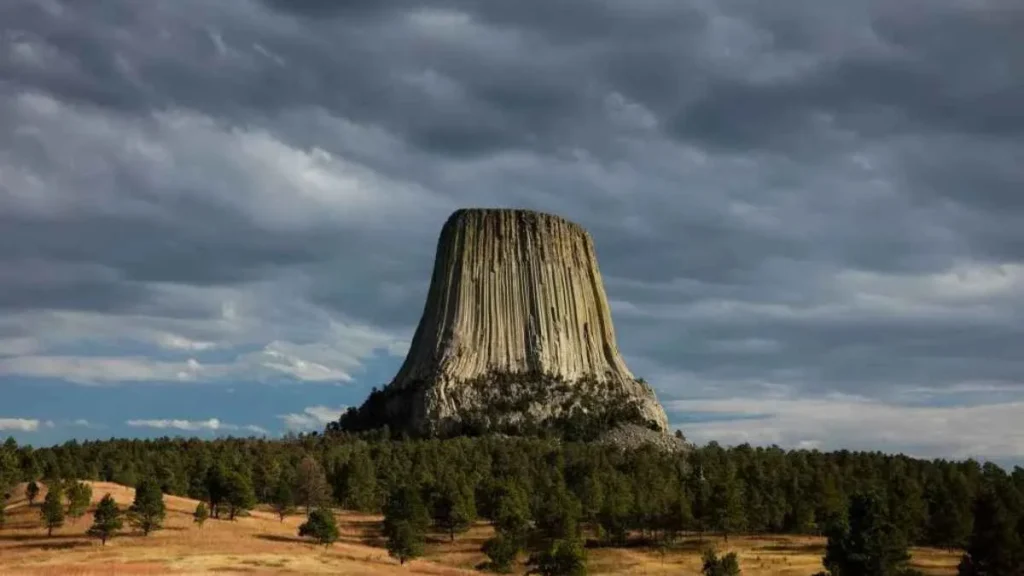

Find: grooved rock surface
<box><xmin>350</xmin><ymin>208</ymin><xmax>670</xmax><ymax>437</ymax></box>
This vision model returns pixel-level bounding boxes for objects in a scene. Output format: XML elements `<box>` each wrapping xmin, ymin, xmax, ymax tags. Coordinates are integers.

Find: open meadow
<box><xmin>1</xmin><ymin>482</ymin><xmax>961</xmax><ymax>575</ymax></box>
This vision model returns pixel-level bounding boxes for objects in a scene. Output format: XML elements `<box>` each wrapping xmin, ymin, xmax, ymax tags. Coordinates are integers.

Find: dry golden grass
<box><xmin>0</xmin><ymin>482</ymin><xmax>962</xmax><ymax>575</ymax></box>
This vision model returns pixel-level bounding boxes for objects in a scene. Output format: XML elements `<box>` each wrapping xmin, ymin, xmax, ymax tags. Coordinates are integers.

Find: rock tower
<box><xmin>338</xmin><ymin>208</ymin><xmax>670</xmax><ymax>438</ymax></box>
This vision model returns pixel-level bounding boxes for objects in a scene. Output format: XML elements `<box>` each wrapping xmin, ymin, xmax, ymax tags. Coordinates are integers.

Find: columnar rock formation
<box><xmin>339</xmin><ymin>208</ymin><xmax>670</xmax><ymax>438</ymax></box>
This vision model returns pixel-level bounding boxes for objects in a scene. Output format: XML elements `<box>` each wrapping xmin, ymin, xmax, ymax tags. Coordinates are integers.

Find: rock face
<box><xmin>340</xmin><ymin>208</ymin><xmax>670</xmax><ymax>438</ymax></box>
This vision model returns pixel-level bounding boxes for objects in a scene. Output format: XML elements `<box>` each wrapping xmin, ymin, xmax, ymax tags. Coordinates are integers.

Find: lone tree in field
<box><xmin>26</xmin><ymin>480</ymin><xmax>40</xmax><ymax>505</ymax></box>
<box><xmin>128</xmin><ymin>478</ymin><xmax>166</xmax><ymax>536</ymax></box>
<box><xmin>67</xmin><ymin>481</ymin><xmax>93</xmax><ymax>524</ymax></box>
<box><xmin>271</xmin><ymin>479</ymin><xmax>295</xmax><ymax>522</ymax></box>
<box><xmin>298</xmin><ymin>508</ymin><xmax>339</xmax><ymax>547</ymax></box>
<box><xmin>225</xmin><ymin>470</ymin><xmax>256</xmax><ymax>520</ymax></box>
<box><xmin>87</xmin><ymin>494</ymin><xmax>123</xmax><ymax>545</ymax></box>
<box><xmin>40</xmin><ymin>484</ymin><xmax>65</xmax><ymax>536</ymax></box>
<box><xmin>193</xmin><ymin>502</ymin><xmax>209</xmax><ymax>528</ymax></box>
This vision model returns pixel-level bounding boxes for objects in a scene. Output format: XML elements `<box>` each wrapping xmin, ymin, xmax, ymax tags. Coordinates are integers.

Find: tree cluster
<box><xmin>2</xmin><ymin>433</ymin><xmax>1022</xmax><ymax>572</ymax></box>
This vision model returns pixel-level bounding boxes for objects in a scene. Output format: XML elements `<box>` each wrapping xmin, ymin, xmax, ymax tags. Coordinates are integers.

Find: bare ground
<box><xmin>1</xmin><ymin>482</ymin><xmax>961</xmax><ymax>575</ymax></box>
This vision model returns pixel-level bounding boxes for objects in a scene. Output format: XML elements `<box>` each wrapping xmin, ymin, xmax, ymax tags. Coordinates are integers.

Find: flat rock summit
<box><xmin>337</xmin><ymin>208</ymin><xmax>672</xmax><ymax>440</ymax></box>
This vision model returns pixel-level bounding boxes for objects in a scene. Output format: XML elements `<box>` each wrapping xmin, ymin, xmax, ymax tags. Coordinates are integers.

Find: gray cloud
<box><xmin>2</xmin><ymin>0</ymin><xmax>1023</xmax><ymax>454</ymax></box>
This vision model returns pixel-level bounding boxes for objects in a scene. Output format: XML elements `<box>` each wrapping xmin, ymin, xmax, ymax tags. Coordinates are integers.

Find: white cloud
<box><xmin>669</xmin><ymin>394</ymin><xmax>1024</xmax><ymax>460</ymax></box>
<box><xmin>0</xmin><ymin>337</ymin><xmax>41</xmax><ymax>356</ymax></box>
<box><xmin>278</xmin><ymin>405</ymin><xmax>347</xmax><ymax>431</ymax></box>
<box><xmin>0</xmin><ymin>418</ymin><xmax>40</xmax><ymax>432</ymax></box>
<box><xmin>126</xmin><ymin>418</ymin><xmax>226</xmax><ymax>431</ymax></box>
<box><xmin>125</xmin><ymin>418</ymin><xmax>269</xmax><ymax>436</ymax></box>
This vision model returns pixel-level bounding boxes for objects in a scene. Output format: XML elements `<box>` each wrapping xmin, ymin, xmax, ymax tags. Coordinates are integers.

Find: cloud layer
<box><xmin>2</xmin><ymin>0</ymin><xmax>1023</xmax><ymax>458</ymax></box>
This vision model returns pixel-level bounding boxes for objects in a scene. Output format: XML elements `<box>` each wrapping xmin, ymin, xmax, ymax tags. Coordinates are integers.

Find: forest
<box><xmin>2</xmin><ymin>430</ymin><xmax>1022</xmax><ymax>575</ymax></box>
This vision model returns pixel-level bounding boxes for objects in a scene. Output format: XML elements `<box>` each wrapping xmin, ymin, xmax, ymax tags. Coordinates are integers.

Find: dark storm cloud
<box><xmin>2</xmin><ymin>0</ymin><xmax>1023</xmax><ymax>425</ymax></box>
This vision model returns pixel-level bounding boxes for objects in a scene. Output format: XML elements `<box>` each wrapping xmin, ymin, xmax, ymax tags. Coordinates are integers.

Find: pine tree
<box><xmin>224</xmin><ymin>470</ymin><xmax>256</xmax><ymax>520</ymax></box>
<box><xmin>40</xmin><ymin>484</ymin><xmax>65</xmax><ymax>536</ymax></box>
<box><xmin>958</xmin><ymin>488</ymin><xmax>1024</xmax><ymax>575</ymax></box>
<box><xmin>386</xmin><ymin>520</ymin><xmax>424</xmax><ymax>565</ymax></box>
<box><xmin>383</xmin><ymin>484</ymin><xmax>429</xmax><ymax>564</ymax></box>
<box><xmin>338</xmin><ymin>450</ymin><xmax>379</xmax><ymax>512</ymax></box>
<box><xmin>298</xmin><ymin>508</ymin><xmax>339</xmax><ymax>547</ymax></box>
<box><xmin>823</xmin><ymin>492</ymin><xmax>911</xmax><ymax>576</ymax></box>
<box><xmin>66</xmin><ymin>481</ymin><xmax>92</xmax><ymax>524</ymax></box>
<box><xmin>87</xmin><ymin>494</ymin><xmax>123</xmax><ymax>545</ymax></box>
<box><xmin>271</xmin><ymin>479</ymin><xmax>296</xmax><ymax>522</ymax></box>
<box><xmin>708</xmin><ymin>466</ymin><xmax>745</xmax><ymax>541</ymax></box>
<box><xmin>27</xmin><ymin>480</ymin><xmax>40</xmax><ymax>505</ymax></box>
<box><xmin>483</xmin><ymin>532</ymin><xmax>521</xmax><ymax>573</ymax></box>
<box><xmin>431</xmin><ymin>477</ymin><xmax>476</xmax><ymax>541</ymax></box>
<box><xmin>128</xmin><ymin>478</ymin><xmax>166</xmax><ymax>535</ymax></box>
<box><xmin>193</xmin><ymin>502</ymin><xmax>209</xmax><ymax>528</ymax></box>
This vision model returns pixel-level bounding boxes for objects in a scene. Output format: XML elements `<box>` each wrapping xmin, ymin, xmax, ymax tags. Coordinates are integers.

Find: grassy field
<box><xmin>1</xmin><ymin>482</ymin><xmax>961</xmax><ymax>575</ymax></box>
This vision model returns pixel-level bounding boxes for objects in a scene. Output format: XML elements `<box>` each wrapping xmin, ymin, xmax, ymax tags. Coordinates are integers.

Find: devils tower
<box><xmin>337</xmin><ymin>208</ymin><xmax>671</xmax><ymax>439</ymax></box>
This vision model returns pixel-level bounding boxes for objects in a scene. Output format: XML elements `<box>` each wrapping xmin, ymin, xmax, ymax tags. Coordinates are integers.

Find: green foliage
<box><xmin>298</xmin><ymin>508</ymin><xmax>339</xmax><ymax>547</ymax></box>
<box><xmin>193</xmin><ymin>502</ymin><xmax>209</xmax><ymax>527</ymax></box>
<box><xmin>40</xmin><ymin>484</ymin><xmax>65</xmax><ymax>536</ymax></box>
<box><xmin>224</xmin><ymin>469</ymin><xmax>256</xmax><ymax>520</ymax></box>
<box><xmin>823</xmin><ymin>492</ymin><xmax>911</xmax><ymax>576</ymax></box>
<box><xmin>701</xmin><ymin>548</ymin><xmax>741</xmax><ymax>576</ymax></box>
<box><xmin>386</xmin><ymin>520</ymin><xmax>425</xmax><ymax>565</ymax></box>
<box><xmin>87</xmin><ymin>493</ymin><xmax>123</xmax><ymax>545</ymax></box>
<box><xmin>483</xmin><ymin>533</ymin><xmax>522</xmax><ymax>573</ymax></box>
<box><xmin>957</xmin><ymin>487</ymin><xmax>1024</xmax><ymax>575</ymax></box>
<box><xmin>128</xmin><ymin>478</ymin><xmax>166</xmax><ymax>535</ymax></box>
<box><xmin>271</xmin><ymin>479</ymin><xmax>295</xmax><ymax>521</ymax></box>
<box><xmin>526</xmin><ymin>538</ymin><xmax>588</xmax><ymax>576</ymax></box>
<box><xmin>336</xmin><ymin>448</ymin><xmax>379</xmax><ymax>512</ymax></box>
<box><xmin>430</xmin><ymin>476</ymin><xmax>476</xmax><ymax>541</ymax></box>
<box><xmin>66</xmin><ymin>481</ymin><xmax>92</xmax><ymax>524</ymax></box>
<box><xmin>26</xmin><ymin>480</ymin><xmax>40</xmax><ymax>505</ymax></box>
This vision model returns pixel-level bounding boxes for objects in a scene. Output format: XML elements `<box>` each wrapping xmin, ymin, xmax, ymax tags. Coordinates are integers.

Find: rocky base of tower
<box><xmin>333</xmin><ymin>370</ymin><xmax>670</xmax><ymax>441</ymax></box>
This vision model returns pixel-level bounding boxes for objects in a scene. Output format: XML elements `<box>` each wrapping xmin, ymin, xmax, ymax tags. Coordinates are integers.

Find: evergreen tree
<box><xmin>40</xmin><ymin>484</ymin><xmax>65</xmax><ymax>536</ymax></box>
<box><xmin>382</xmin><ymin>485</ymin><xmax>429</xmax><ymax>564</ymax></box>
<box><xmin>271</xmin><ymin>479</ymin><xmax>296</xmax><ymax>522</ymax></box>
<box><xmin>87</xmin><ymin>494</ymin><xmax>123</xmax><ymax>545</ymax></box>
<box><xmin>958</xmin><ymin>488</ymin><xmax>1024</xmax><ymax>575</ymax></box>
<box><xmin>386</xmin><ymin>520</ymin><xmax>425</xmax><ymax>565</ymax></box>
<box><xmin>526</xmin><ymin>538</ymin><xmax>587</xmax><ymax>576</ymax></box>
<box><xmin>337</xmin><ymin>450</ymin><xmax>379</xmax><ymax>512</ymax></box>
<box><xmin>823</xmin><ymin>492</ymin><xmax>911</xmax><ymax>576</ymax></box>
<box><xmin>66</xmin><ymin>481</ymin><xmax>92</xmax><ymax>524</ymax></box>
<box><xmin>597</xmin><ymin>472</ymin><xmax>633</xmax><ymax>545</ymax></box>
<box><xmin>205</xmin><ymin>463</ymin><xmax>228</xmax><ymax>519</ymax></box>
<box><xmin>224</xmin><ymin>470</ymin><xmax>256</xmax><ymax>520</ymax></box>
<box><xmin>26</xmin><ymin>480</ymin><xmax>40</xmax><ymax>505</ymax></box>
<box><xmin>128</xmin><ymin>478</ymin><xmax>166</xmax><ymax>535</ymax></box>
<box><xmin>298</xmin><ymin>508</ymin><xmax>339</xmax><ymax>547</ymax></box>
<box><xmin>193</xmin><ymin>502</ymin><xmax>209</xmax><ymax>528</ymax></box>
<box><xmin>483</xmin><ymin>532</ymin><xmax>522</xmax><ymax>573</ymax></box>
<box><xmin>708</xmin><ymin>466</ymin><xmax>745</xmax><ymax>541</ymax></box>
<box><xmin>431</xmin><ymin>476</ymin><xmax>476</xmax><ymax>541</ymax></box>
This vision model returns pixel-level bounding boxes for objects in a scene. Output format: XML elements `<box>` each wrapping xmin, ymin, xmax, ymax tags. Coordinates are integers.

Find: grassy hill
<box><xmin>1</xmin><ymin>481</ymin><xmax>960</xmax><ymax>575</ymax></box>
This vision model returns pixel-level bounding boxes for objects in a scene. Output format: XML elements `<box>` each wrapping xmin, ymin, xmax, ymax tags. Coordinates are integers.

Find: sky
<box><xmin>1</xmin><ymin>0</ymin><xmax>1023</xmax><ymax>465</ymax></box>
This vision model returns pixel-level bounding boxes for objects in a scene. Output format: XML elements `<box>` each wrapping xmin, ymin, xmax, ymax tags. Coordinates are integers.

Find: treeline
<box><xmin>2</xmin><ymin>433</ymin><xmax>1023</xmax><ymax>572</ymax></box>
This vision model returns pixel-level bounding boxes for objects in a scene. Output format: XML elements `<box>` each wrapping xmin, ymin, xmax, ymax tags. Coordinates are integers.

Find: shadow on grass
<box><xmin>12</xmin><ymin>539</ymin><xmax>93</xmax><ymax>551</ymax></box>
<box><xmin>253</xmin><ymin>533</ymin><xmax>308</xmax><ymax>545</ymax></box>
<box><xmin>754</xmin><ymin>543</ymin><xmax>824</xmax><ymax>554</ymax></box>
